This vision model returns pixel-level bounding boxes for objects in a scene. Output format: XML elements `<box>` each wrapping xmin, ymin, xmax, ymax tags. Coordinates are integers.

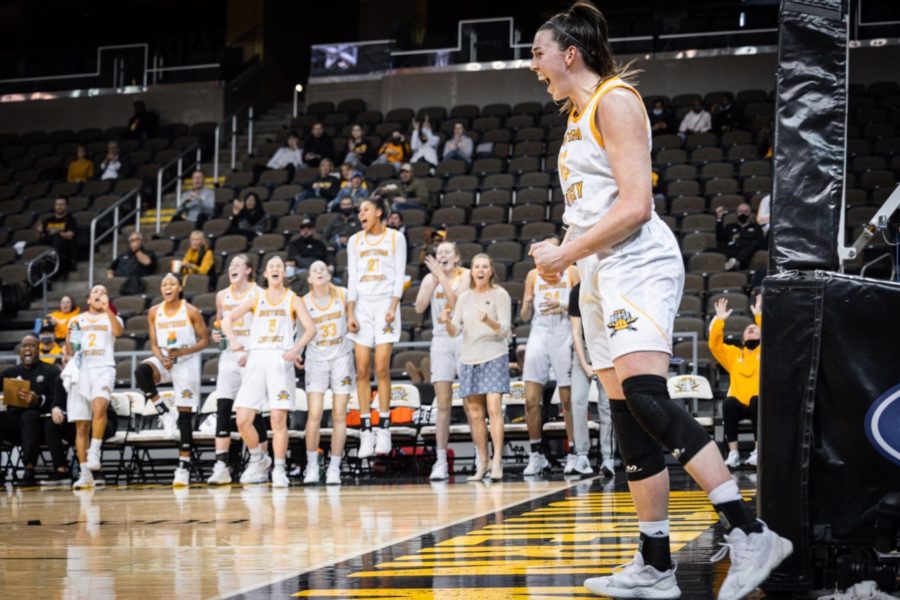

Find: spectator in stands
<box><xmin>410</xmin><ymin>115</ymin><xmax>440</xmax><ymax>166</ymax></box>
<box><xmin>174</xmin><ymin>170</ymin><xmax>215</xmax><ymax>227</ymax></box>
<box><xmin>178</xmin><ymin>230</ymin><xmax>215</xmax><ymax>287</ymax></box>
<box><xmin>67</xmin><ymin>144</ymin><xmax>94</xmax><ymax>183</ymax></box>
<box><xmin>0</xmin><ymin>335</ymin><xmax>68</xmax><ymax>487</ymax></box>
<box><xmin>342</xmin><ymin>124</ymin><xmax>375</xmax><ymax>167</ymax></box>
<box><xmin>418</xmin><ymin>228</ymin><xmax>447</xmax><ymax>279</ymax></box>
<box><xmin>225</xmin><ymin>192</ymin><xmax>270</xmax><ymax>239</ymax></box>
<box><xmin>757</xmin><ymin>193</ymin><xmax>771</xmax><ymax>236</ymax></box>
<box><xmin>387</xmin><ymin>211</ymin><xmax>406</xmax><ymax>235</ymax></box>
<box><xmin>126</xmin><ymin>100</ymin><xmax>159</xmax><ymax>140</ymax></box>
<box><xmin>293</xmin><ymin>158</ymin><xmax>339</xmax><ymax>211</ymax></box>
<box><xmin>678</xmin><ymin>98</ymin><xmax>712</xmax><ymax>139</ymax></box>
<box><xmin>374</xmin><ymin>130</ymin><xmax>410</xmax><ymax>167</ymax></box>
<box><xmin>98</xmin><ymin>140</ymin><xmax>129</xmax><ymax>180</ymax></box>
<box><xmin>107</xmin><ymin>231</ymin><xmax>157</xmax><ymax>295</ymax></box>
<box><xmin>715</xmin><ymin>203</ymin><xmax>766</xmax><ymax>271</ymax></box>
<box><xmin>710</xmin><ymin>295</ymin><xmax>762</xmax><ymax>469</ymax></box>
<box><xmin>379</xmin><ymin>163</ymin><xmax>429</xmax><ymax>210</ymax></box>
<box><xmin>443</xmin><ymin>121</ymin><xmax>474</xmax><ymax>163</ymax></box>
<box><xmin>712</xmin><ymin>94</ymin><xmax>741</xmax><ymax>134</ymax></box>
<box><xmin>287</xmin><ymin>216</ymin><xmax>330</xmax><ymax>268</ymax></box>
<box><xmin>322</xmin><ymin>197</ymin><xmax>361</xmax><ymax>250</ymax></box>
<box><xmin>649</xmin><ymin>99</ymin><xmax>674</xmax><ymax>135</ymax></box>
<box><xmin>302</xmin><ymin>122</ymin><xmax>333</xmax><ymax>167</ymax></box>
<box><xmin>443</xmin><ymin>253</ymin><xmax>511</xmax><ymax>482</ymax></box>
<box><xmin>34</xmin><ymin>196</ymin><xmax>77</xmax><ymax>275</ymax></box>
<box><xmin>266</xmin><ymin>131</ymin><xmax>305</xmax><ymax>178</ymax></box>
<box><xmin>38</xmin><ymin>322</ymin><xmax>64</xmax><ymax>365</ymax></box>
<box><xmin>47</xmin><ymin>295</ymin><xmax>80</xmax><ymax>343</ymax></box>
<box><xmin>331</xmin><ymin>170</ymin><xmax>369</xmax><ymax>211</ymax></box>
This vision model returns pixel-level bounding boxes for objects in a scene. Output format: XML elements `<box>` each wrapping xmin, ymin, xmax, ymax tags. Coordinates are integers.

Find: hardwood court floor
<box><xmin>0</xmin><ymin>471</ymin><xmax>763</xmax><ymax>599</ymax></box>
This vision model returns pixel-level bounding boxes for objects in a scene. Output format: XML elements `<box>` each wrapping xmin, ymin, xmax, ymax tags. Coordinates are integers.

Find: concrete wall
<box><xmin>0</xmin><ymin>81</ymin><xmax>225</xmax><ymax>135</ymax></box>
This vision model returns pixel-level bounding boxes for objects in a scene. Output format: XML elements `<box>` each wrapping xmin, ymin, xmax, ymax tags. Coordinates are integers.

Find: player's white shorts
<box><xmin>430</xmin><ymin>335</ymin><xmax>461</xmax><ymax>383</ymax></box>
<box><xmin>348</xmin><ymin>294</ymin><xmax>401</xmax><ymax>348</ymax></box>
<box><xmin>143</xmin><ymin>355</ymin><xmax>202</xmax><ymax>411</ymax></box>
<box><xmin>215</xmin><ymin>350</ymin><xmax>247</xmax><ymax>399</ymax></box>
<box><xmin>234</xmin><ymin>349</ymin><xmax>296</xmax><ymax>412</ymax></box>
<box><xmin>574</xmin><ymin>218</ymin><xmax>684</xmax><ymax>370</ymax></box>
<box><xmin>67</xmin><ymin>365</ymin><xmax>115</xmax><ymax>421</ymax></box>
<box><xmin>305</xmin><ymin>351</ymin><xmax>354</xmax><ymax>394</ymax></box>
<box><xmin>522</xmin><ymin>324</ymin><xmax>573</xmax><ymax>386</ymax></box>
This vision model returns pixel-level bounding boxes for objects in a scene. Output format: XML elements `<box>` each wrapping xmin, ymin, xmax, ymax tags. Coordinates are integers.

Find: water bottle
<box><xmin>69</xmin><ymin>321</ymin><xmax>83</xmax><ymax>353</ymax></box>
<box><xmin>165</xmin><ymin>330</ymin><xmax>179</xmax><ymax>364</ymax></box>
<box><xmin>213</xmin><ymin>320</ymin><xmax>227</xmax><ymax>350</ymax></box>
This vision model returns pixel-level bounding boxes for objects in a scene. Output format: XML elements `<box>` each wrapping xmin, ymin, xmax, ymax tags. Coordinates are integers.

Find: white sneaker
<box><xmin>172</xmin><ymin>467</ymin><xmax>190</xmax><ymax>487</ymax></box>
<box><xmin>584</xmin><ymin>552</ymin><xmax>681</xmax><ymax>599</ymax></box>
<box><xmin>724</xmin><ymin>450</ymin><xmax>741</xmax><ymax>469</ymax></box>
<box><xmin>600</xmin><ymin>458</ymin><xmax>615</xmax><ymax>478</ymax></box>
<box><xmin>159</xmin><ymin>409</ymin><xmax>178</xmax><ymax>438</ymax></box>
<box><xmin>375</xmin><ymin>427</ymin><xmax>392</xmax><ymax>455</ymax></box>
<box><xmin>207</xmin><ymin>461</ymin><xmax>231</xmax><ymax>485</ymax></box>
<box><xmin>72</xmin><ymin>469</ymin><xmax>94</xmax><ymax>490</ymax></box>
<box><xmin>713</xmin><ymin>521</ymin><xmax>793</xmax><ymax>600</ymax></box>
<box><xmin>239</xmin><ymin>460</ymin><xmax>269</xmax><ymax>485</ymax></box>
<box><xmin>563</xmin><ymin>453</ymin><xmax>578</xmax><ymax>474</ymax></box>
<box><xmin>303</xmin><ymin>463</ymin><xmax>319</xmax><ymax>485</ymax></box>
<box><xmin>86</xmin><ymin>446</ymin><xmax>102</xmax><ymax>471</ymax></box>
<box><xmin>325</xmin><ymin>465</ymin><xmax>341</xmax><ymax>486</ymax></box>
<box><xmin>574</xmin><ymin>455</ymin><xmax>594</xmax><ymax>476</ymax></box>
<box><xmin>745</xmin><ymin>450</ymin><xmax>758</xmax><ymax>467</ymax></box>
<box><xmin>523</xmin><ymin>452</ymin><xmax>549</xmax><ymax>476</ymax></box>
<box><xmin>358</xmin><ymin>430</ymin><xmax>375</xmax><ymax>458</ymax></box>
<box><xmin>429</xmin><ymin>461</ymin><xmax>449</xmax><ymax>481</ymax></box>
<box><xmin>271</xmin><ymin>467</ymin><xmax>289</xmax><ymax>488</ymax></box>
<box><xmin>818</xmin><ymin>581</ymin><xmax>898</xmax><ymax>600</ymax></box>
<box><xmin>261</xmin><ymin>454</ymin><xmax>273</xmax><ymax>472</ymax></box>
<box><xmin>725</xmin><ymin>257</ymin><xmax>739</xmax><ymax>271</ymax></box>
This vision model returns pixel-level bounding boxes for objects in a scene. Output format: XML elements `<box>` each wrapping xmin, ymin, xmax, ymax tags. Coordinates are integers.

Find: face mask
<box><xmin>392</xmin><ymin>135</ymin><xmax>402</xmax><ymax>143</ymax></box>
<box><xmin>340</xmin><ymin>207</ymin><xmax>354</xmax><ymax>216</ymax></box>
<box><xmin>737</xmin><ymin>214</ymin><xmax>750</xmax><ymax>224</ymax></box>
<box><xmin>40</xmin><ymin>336</ymin><xmax>54</xmax><ymax>345</ymax></box>
<box><xmin>744</xmin><ymin>339</ymin><xmax>760</xmax><ymax>350</ymax></box>
<box><xmin>653</xmin><ymin>108</ymin><xmax>663</xmax><ymax>116</ymax></box>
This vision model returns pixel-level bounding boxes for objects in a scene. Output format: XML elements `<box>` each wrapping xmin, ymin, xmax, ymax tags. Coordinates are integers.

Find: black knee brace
<box><xmin>254</xmin><ymin>413</ymin><xmax>268</xmax><ymax>443</ymax></box>
<box><xmin>622</xmin><ymin>374</ymin><xmax>711</xmax><ymax>466</ymax></box>
<box><xmin>610</xmin><ymin>399</ymin><xmax>666</xmax><ymax>481</ymax></box>
<box><xmin>135</xmin><ymin>363</ymin><xmax>158</xmax><ymax>400</ymax></box>
<box><xmin>177</xmin><ymin>411</ymin><xmax>193</xmax><ymax>452</ymax></box>
<box><xmin>216</xmin><ymin>398</ymin><xmax>234</xmax><ymax>438</ymax></box>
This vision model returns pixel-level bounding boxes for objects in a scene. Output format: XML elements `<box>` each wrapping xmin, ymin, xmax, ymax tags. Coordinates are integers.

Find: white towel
<box><xmin>61</xmin><ymin>358</ymin><xmax>80</xmax><ymax>394</ymax></box>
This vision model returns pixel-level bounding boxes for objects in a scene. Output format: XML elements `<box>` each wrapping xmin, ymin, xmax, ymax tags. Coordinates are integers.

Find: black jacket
<box><xmin>2</xmin><ymin>361</ymin><xmax>63</xmax><ymax>413</ymax></box>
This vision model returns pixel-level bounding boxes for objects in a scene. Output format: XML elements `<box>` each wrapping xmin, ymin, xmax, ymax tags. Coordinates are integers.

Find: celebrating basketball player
<box><xmin>137</xmin><ymin>274</ymin><xmax>209</xmax><ymax>487</ymax></box>
<box><xmin>346</xmin><ymin>196</ymin><xmax>407</xmax><ymax>459</ymax></box>
<box><xmin>66</xmin><ymin>285</ymin><xmax>122</xmax><ymax>489</ymax></box>
<box><xmin>529</xmin><ymin>2</ymin><xmax>791</xmax><ymax>598</ymax></box>
<box><xmin>223</xmin><ymin>255</ymin><xmax>316</xmax><ymax>488</ymax></box>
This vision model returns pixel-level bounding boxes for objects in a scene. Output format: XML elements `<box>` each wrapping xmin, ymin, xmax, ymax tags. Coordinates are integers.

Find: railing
<box><xmin>212</xmin><ymin>105</ymin><xmax>254</xmax><ymax>182</ymax></box>
<box><xmin>88</xmin><ymin>189</ymin><xmax>143</xmax><ymax>288</ymax></box>
<box><xmin>26</xmin><ymin>249</ymin><xmax>60</xmax><ymax>316</ymax></box>
<box><xmin>155</xmin><ymin>144</ymin><xmax>203</xmax><ymax>233</ymax></box>
<box><xmin>0</xmin><ymin>44</ymin><xmax>149</xmax><ymax>90</ymax></box>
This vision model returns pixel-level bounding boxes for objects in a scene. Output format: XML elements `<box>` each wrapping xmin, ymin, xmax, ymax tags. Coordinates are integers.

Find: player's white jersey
<box><xmin>532</xmin><ymin>269</ymin><xmax>573</xmax><ymax>329</ymax></box>
<box><xmin>154</xmin><ymin>300</ymin><xmax>197</xmax><ymax>355</ymax></box>
<box><xmin>72</xmin><ymin>312</ymin><xmax>119</xmax><ymax>368</ymax></box>
<box><xmin>347</xmin><ymin>228</ymin><xmax>406</xmax><ymax>300</ymax></box>
<box><xmin>222</xmin><ymin>283</ymin><xmax>258</xmax><ymax>350</ymax></box>
<box><xmin>431</xmin><ymin>267</ymin><xmax>466</xmax><ymax>338</ymax></box>
<box><xmin>247</xmin><ymin>289</ymin><xmax>297</xmax><ymax>351</ymax></box>
<box><xmin>303</xmin><ymin>286</ymin><xmax>352</xmax><ymax>361</ymax></box>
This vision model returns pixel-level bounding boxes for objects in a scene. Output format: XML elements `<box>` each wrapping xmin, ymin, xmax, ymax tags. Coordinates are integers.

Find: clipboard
<box><xmin>2</xmin><ymin>378</ymin><xmax>32</xmax><ymax>408</ymax></box>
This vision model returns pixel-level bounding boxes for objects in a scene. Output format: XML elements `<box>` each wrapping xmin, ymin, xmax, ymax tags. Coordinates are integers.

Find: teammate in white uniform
<box><xmin>65</xmin><ymin>285</ymin><xmax>122</xmax><ymax>489</ymax></box>
<box><xmin>413</xmin><ymin>241</ymin><xmax>470</xmax><ymax>480</ymax></box>
<box><xmin>529</xmin><ymin>4</ymin><xmax>791</xmax><ymax>598</ymax></box>
<box><xmin>138</xmin><ymin>274</ymin><xmax>209</xmax><ymax>487</ymax></box>
<box><xmin>301</xmin><ymin>261</ymin><xmax>354</xmax><ymax>486</ymax></box>
<box><xmin>520</xmin><ymin>237</ymin><xmax>579</xmax><ymax>477</ymax></box>
<box><xmin>207</xmin><ymin>254</ymin><xmax>270</xmax><ymax>485</ymax></box>
<box><xmin>346</xmin><ymin>196</ymin><xmax>407</xmax><ymax>458</ymax></box>
<box><xmin>223</xmin><ymin>255</ymin><xmax>316</xmax><ymax>488</ymax></box>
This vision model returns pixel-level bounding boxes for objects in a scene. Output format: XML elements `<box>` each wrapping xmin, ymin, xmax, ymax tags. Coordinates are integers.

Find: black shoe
<box><xmin>41</xmin><ymin>470</ymin><xmax>73</xmax><ymax>487</ymax></box>
<box><xmin>17</xmin><ymin>469</ymin><xmax>37</xmax><ymax>488</ymax></box>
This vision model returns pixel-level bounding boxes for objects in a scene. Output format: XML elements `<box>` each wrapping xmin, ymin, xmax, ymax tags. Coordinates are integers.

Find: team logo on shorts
<box><xmin>181</xmin><ymin>389</ymin><xmax>193</xmax><ymax>399</ymax></box>
<box><xmin>673</xmin><ymin>378</ymin><xmax>700</xmax><ymax>394</ymax></box>
<box><xmin>382</xmin><ymin>323</ymin><xmax>395</xmax><ymax>334</ymax></box>
<box><xmin>606</xmin><ymin>309</ymin><xmax>639</xmax><ymax>336</ymax></box>
<box><xmin>277</xmin><ymin>390</ymin><xmax>290</xmax><ymax>402</ymax></box>
<box><xmin>341</xmin><ymin>376</ymin><xmax>352</xmax><ymax>387</ymax></box>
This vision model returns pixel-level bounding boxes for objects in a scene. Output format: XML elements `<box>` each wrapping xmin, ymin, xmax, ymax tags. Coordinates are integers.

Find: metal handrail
<box><xmin>0</xmin><ymin>44</ymin><xmax>148</xmax><ymax>87</ymax></box>
<box><xmin>860</xmin><ymin>252</ymin><xmax>896</xmax><ymax>280</ymax></box>
<box><xmin>154</xmin><ymin>144</ymin><xmax>202</xmax><ymax>233</ymax></box>
<box><xmin>212</xmin><ymin>105</ymin><xmax>254</xmax><ymax>182</ymax></box>
<box><xmin>88</xmin><ymin>189</ymin><xmax>143</xmax><ymax>288</ymax></box>
<box><xmin>26</xmin><ymin>249</ymin><xmax>60</xmax><ymax>316</ymax></box>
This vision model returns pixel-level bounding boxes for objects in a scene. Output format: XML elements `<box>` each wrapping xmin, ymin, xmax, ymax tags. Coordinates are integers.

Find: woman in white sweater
<box><xmin>442</xmin><ymin>253</ymin><xmax>511</xmax><ymax>482</ymax></box>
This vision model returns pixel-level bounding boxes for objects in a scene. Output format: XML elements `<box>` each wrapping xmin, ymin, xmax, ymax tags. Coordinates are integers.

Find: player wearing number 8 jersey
<box><xmin>346</xmin><ymin>196</ymin><xmax>407</xmax><ymax>459</ymax></box>
<box><xmin>301</xmin><ymin>261</ymin><xmax>354</xmax><ymax>485</ymax></box>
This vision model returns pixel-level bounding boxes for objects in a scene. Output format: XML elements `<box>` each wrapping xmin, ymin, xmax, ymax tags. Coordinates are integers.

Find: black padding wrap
<box><xmin>216</xmin><ymin>398</ymin><xmax>234</xmax><ymax>438</ymax></box>
<box><xmin>135</xmin><ymin>362</ymin><xmax>158</xmax><ymax>400</ymax></box>
<box><xmin>609</xmin><ymin>399</ymin><xmax>666</xmax><ymax>481</ymax></box>
<box><xmin>254</xmin><ymin>413</ymin><xmax>268</xmax><ymax>442</ymax></box>
<box><xmin>622</xmin><ymin>374</ymin><xmax>711</xmax><ymax>466</ymax></box>
<box><xmin>178</xmin><ymin>411</ymin><xmax>193</xmax><ymax>452</ymax></box>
